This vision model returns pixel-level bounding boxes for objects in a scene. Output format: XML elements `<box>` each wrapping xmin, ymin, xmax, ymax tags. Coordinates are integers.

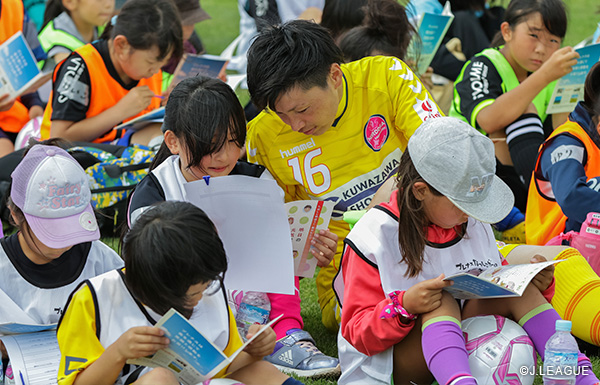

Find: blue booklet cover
<box><xmin>170</xmin><ymin>54</ymin><xmax>228</xmax><ymax>88</ymax></box>
<box><xmin>0</xmin><ymin>31</ymin><xmax>48</xmax><ymax>99</ymax></box>
<box><xmin>0</xmin><ymin>322</ymin><xmax>57</xmax><ymax>335</ymax></box>
<box><xmin>547</xmin><ymin>43</ymin><xmax>600</xmax><ymax>114</ymax></box>
<box><xmin>408</xmin><ymin>11</ymin><xmax>453</xmax><ymax>75</ymax></box>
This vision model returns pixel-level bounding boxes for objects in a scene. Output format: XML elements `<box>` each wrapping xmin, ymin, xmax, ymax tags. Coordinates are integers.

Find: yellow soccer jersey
<box><xmin>247</xmin><ymin>55</ymin><xmax>442</xmax><ymax>256</ymax></box>
<box><xmin>57</xmin><ymin>283</ymin><xmax>243</xmax><ymax>384</ymax></box>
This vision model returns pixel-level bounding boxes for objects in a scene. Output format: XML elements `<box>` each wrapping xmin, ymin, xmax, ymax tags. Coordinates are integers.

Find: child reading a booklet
<box><xmin>333</xmin><ymin>117</ymin><xmax>600</xmax><ymax>385</ymax></box>
<box><xmin>39</xmin><ymin>0</ymin><xmax>183</xmax><ymax>146</ymax></box>
<box><xmin>57</xmin><ymin>201</ymin><xmax>302</xmax><ymax>385</ymax></box>
<box><xmin>127</xmin><ymin>76</ymin><xmax>341</xmax><ymax>378</ymax></box>
<box><xmin>449</xmin><ymin>0</ymin><xmax>577</xmax><ymax>213</ymax></box>
<box><xmin>0</xmin><ymin>140</ymin><xmax>123</xmax><ymax>372</ymax></box>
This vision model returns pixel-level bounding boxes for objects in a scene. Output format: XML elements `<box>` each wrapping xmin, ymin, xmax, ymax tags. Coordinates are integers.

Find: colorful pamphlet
<box><xmin>546</xmin><ymin>43</ymin><xmax>600</xmax><ymax>115</ymax></box>
<box><xmin>443</xmin><ymin>260</ymin><xmax>561</xmax><ymax>299</ymax></box>
<box><xmin>128</xmin><ymin>309</ymin><xmax>281</xmax><ymax>385</ymax></box>
<box><xmin>286</xmin><ymin>200</ymin><xmax>334</xmax><ymax>278</ymax></box>
<box><xmin>0</xmin><ymin>31</ymin><xmax>51</xmax><ymax>99</ymax></box>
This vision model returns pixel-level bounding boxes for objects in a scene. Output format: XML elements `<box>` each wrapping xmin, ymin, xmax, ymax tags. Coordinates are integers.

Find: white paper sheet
<box><xmin>1</xmin><ymin>331</ymin><xmax>60</xmax><ymax>385</ymax></box>
<box><xmin>184</xmin><ymin>175</ymin><xmax>295</xmax><ymax>295</ymax></box>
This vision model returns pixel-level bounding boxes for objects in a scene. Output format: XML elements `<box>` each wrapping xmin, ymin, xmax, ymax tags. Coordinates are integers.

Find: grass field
<box><xmin>153</xmin><ymin>1</ymin><xmax>600</xmax><ymax>384</ymax></box>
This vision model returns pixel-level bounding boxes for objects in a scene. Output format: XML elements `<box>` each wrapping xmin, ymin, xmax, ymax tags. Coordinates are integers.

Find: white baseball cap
<box><xmin>407</xmin><ymin>117</ymin><xmax>514</xmax><ymax>224</ymax></box>
<box><xmin>10</xmin><ymin>145</ymin><xmax>99</xmax><ymax>248</ymax></box>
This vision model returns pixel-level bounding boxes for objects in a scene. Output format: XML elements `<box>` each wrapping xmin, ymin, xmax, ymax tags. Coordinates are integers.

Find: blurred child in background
<box><xmin>39</xmin><ymin>0</ymin><xmax>182</xmax><ymax>146</ymax></box>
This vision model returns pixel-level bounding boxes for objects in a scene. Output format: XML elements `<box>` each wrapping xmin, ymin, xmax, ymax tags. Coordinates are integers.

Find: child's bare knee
<box><xmin>133</xmin><ymin>367</ymin><xmax>178</xmax><ymax>385</ymax></box>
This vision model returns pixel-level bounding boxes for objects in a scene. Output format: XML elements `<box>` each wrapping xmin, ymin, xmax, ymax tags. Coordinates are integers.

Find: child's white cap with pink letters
<box><xmin>10</xmin><ymin>145</ymin><xmax>100</xmax><ymax>248</ymax></box>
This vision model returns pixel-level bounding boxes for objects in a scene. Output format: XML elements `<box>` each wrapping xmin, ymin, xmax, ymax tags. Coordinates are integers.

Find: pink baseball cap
<box><xmin>10</xmin><ymin>145</ymin><xmax>100</xmax><ymax>248</ymax></box>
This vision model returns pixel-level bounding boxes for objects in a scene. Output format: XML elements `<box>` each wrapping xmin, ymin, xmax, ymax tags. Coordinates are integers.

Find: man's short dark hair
<box><xmin>246</xmin><ymin>20</ymin><xmax>345</xmax><ymax>111</ymax></box>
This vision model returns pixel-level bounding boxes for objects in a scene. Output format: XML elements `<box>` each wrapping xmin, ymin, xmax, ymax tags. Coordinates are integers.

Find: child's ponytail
<box><xmin>338</xmin><ymin>0</ymin><xmax>415</xmax><ymax>62</ymax></box>
<box><xmin>100</xmin><ymin>0</ymin><xmax>183</xmax><ymax>62</ymax></box>
<box><xmin>396</xmin><ymin>150</ymin><xmax>430</xmax><ymax>278</ymax></box>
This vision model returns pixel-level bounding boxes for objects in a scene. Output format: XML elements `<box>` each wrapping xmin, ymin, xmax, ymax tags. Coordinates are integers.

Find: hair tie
<box><xmin>111</xmin><ymin>15</ymin><xmax>118</xmax><ymax>26</ymax></box>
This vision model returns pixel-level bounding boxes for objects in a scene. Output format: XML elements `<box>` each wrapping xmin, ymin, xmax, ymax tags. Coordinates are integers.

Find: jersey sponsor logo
<box><xmin>319</xmin><ymin>150</ymin><xmax>401</xmax><ymax>217</ymax></box>
<box><xmin>412</xmin><ymin>95</ymin><xmax>442</xmax><ymax>122</ymax></box>
<box><xmin>550</xmin><ymin>144</ymin><xmax>585</xmax><ymax>164</ymax></box>
<box><xmin>469</xmin><ymin>61</ymin><xmax>489</xmax><ymax>100</ymax></box>
<box><xmin>363</xmin><ymin>114</ymin><xmax>389</xmax><ymax>151</ymax></box>
<box><xmin>56</xmin><ymin>57</ymin><xmax>89</xmax><ymax>105</ymax></box>
<box><xmin>279</xmin><ymin>138</ymin><xmax>316</xmax><ymax>159</ymax></box>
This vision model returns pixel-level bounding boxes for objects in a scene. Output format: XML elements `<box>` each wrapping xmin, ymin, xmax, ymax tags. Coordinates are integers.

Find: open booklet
<box><xmin>113</xmin><ymin>106</ymin><xmax>165</xmax><ymax>131</ymax></box>
<box><xmin>128</xmin><ymin>309</ymin><xmax>281</xmax><ymax>385</ymax></box>
<box><xmin>0</xmin><ymin>31</ymin><xmax>51</xmax><ymax>99</ymax></box>
<box><xmin>443</xmin><ymin>260</ymin><xmax>561</xmax><ymax>299</ymax></box>
<box><xmin>407</xmin><ymin>2</ymin><xmax>454</xmax><ymax>75</ymax></box>
<box><xmin>286</xmin><ymin>200</ymin><xmax>334</xmax><ymax>278</ymax></box>
<box><xmin>546</xmin><ymin>43</ymin><xmax>600</xmax><ymax>115</ymax></box>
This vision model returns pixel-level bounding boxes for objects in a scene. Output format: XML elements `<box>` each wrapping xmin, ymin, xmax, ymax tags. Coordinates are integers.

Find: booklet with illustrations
<box><xmin>128</xmin><ymin>309</ymin><xmax>281</xmax><ymax>385</ymax></box>
<box><xmin>443</xmin><ymin>260</ymin><xmax>561</xmax><ymax>299</ymax></box>
<box><xmin>407</xmin><ymin>2</ymin><xmax>454</xmax><ymax>75</ymax></box>
<box><xmin>286</xmin><ymin>200</ymin><xmax>334</xmax><ymax>278</ymax></box>
<box><xmin>546</xmin><ymin>43</ymin><xmax>600</xmax><ymax>114</ymax></box>
<box><xmin>0</xmin><ymin>31</ymin><xmax>51</xmax><ymax>99</ymax></box>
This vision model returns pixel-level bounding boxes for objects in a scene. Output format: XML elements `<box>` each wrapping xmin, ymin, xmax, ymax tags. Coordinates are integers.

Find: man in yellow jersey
<box><xmin>246</xmin><ymin>20</ymin><xmax>442</xmax><ymax>335</ymax></box>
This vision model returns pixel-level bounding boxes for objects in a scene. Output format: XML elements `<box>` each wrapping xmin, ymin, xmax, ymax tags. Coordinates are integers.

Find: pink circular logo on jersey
<box><xmin>364</xmin><ymin>114</ymin><xmax>389</xmax><ymax>151</ymax></box>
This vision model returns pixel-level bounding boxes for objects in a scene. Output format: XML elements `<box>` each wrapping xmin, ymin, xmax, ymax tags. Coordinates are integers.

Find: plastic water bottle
<box><xmin>235</xmin><ymin>291</ymin><xmax>271</xmax><ymax>340</ymax></box>
<box><xmin>543</xmin><ymin>320</ymin><xmax>578</xmax><ymax>385</ymax></box>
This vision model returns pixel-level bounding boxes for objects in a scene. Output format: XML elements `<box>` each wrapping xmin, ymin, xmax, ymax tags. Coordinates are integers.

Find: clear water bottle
<box><xmin>543</xmin><ymin>320</ymin><xmax>578</xmax><ymax>385</ymax></box>
<box><xmin>235</xmin><ymin>291</ymin><xmax>271</xmax><ymax>340</ymax></box>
